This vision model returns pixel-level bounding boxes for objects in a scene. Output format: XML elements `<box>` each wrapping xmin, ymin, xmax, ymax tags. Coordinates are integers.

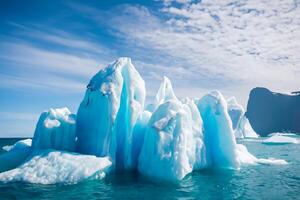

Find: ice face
<box><xmin>131</xmin><ymin>111</ymin><xmax>152</xmax><ymax>169</ymax></box>
<box><xmin>139</xmin><ymin>99</ymin><xmax>205</xmax><ymax>181</ymax></box>
<box><xmin>139</xmin><ymin>78</ymin><xmax>206</xmax><ymax>181</ymax></box>
<box><xmin>196</xmin><ymin>91</ymin><xmax>239</xmax><ymax>169</ymax></box>
<box><xmin>32</xmin><ymin>107</ymin><xmax>76</xmax><ymax>151</ymax></box>
<box><xmin>0</xmin><ymin>150</ymin><xmax>111</xmax><ymax>184</ymax></box>
<box><xmin>76</xmin><ymin>57</ymin><xmax>146</xmax><ymax>170</ymax></box>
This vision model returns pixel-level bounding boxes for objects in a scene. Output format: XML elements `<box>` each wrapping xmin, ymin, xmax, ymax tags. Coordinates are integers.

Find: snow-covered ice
<box><xmin>0</xmin><ymin>150</ymin><xmax>111</xmax><ymax>184</ymax></box>
<box><xmin>263</xmin><ymin>134</ymin><xmax>299</xmax><ymax>145</ymax></box>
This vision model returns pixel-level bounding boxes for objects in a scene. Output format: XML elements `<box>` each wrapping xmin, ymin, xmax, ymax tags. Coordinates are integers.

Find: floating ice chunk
<box><xmin>263</xmin><ymin>135</ymin><xmax>299</xmax><ymax>145</ymax></box>
<box><xmin>32</xmin><ymin>107</ymin><xmax>76</xmax><ymax>151</ymax></box>
<box><xmin>76</xmin><ymin>57</ymin><xmax>146</xmax><ymax>170</ymax></box>
<box><xmin>0</xmin><ymin>139</ymin><xmax>32</xmax><ymax>173</ymax></box>
<box><xmin>269</xmin><ymin>132</ymin><xmax>298</xmax><ymax>137</ymax></box>
<box><xmin>256</xmin><ymin>158</ymin><xmax>288</xmax><ymax>165</ymax></box>
<box><xmin>0</xmin><ymin>150</ymin><xmax>111</xmax><ymax>184</ymax></box>
<box><xmin>235</xmin><ymin>144</ymin><xmax>287</xmax><ymax>165</ymax></box>
<box><xmin>227</xmin><ymin>97</ymin><xmax>244</xmax><ymax>130</ymax></box>
<box><xmin>2</xmin><ymin>139</ymin><xmax>32</xmax><ymax>152</ymax></box>
<box><xmin>196</xmin><ymin>91</ymin><xmax>239</xmax><ymax>169</ymax></box>
<box><xmin>235</xmin><ymin>116</ymin><xmax>259</xmax><ymax>138</ymax></box>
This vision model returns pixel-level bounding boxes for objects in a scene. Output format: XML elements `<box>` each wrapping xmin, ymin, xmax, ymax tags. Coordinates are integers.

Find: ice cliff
<box><xmin>0</xmin><ymin>58</ymin><xmax>286</xmax><ymax>184</ymax></box>
<box><xmin>76</xmin><ymin>58</ymin><xmax>145</xmax><ymax>170</ymax></box>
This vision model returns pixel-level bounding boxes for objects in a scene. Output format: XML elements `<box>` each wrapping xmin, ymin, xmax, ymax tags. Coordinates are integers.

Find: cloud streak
<box><xmin>74</xmin><ymin>1</ymin><xmax>300</xmax><ymax>104</ymax></box>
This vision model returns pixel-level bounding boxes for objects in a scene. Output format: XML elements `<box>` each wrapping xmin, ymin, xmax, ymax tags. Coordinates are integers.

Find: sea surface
<box><xmin>0</xmin><ymin>137</ymin><xmax>299</xmax><ymax>200</ymax></box>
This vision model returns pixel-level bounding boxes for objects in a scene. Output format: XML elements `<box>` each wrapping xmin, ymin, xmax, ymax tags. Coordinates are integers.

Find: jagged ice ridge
<box><xmin>0</xmin><ymin>57</ymin><xmax>286</xmax><ymax>184</ymax></box>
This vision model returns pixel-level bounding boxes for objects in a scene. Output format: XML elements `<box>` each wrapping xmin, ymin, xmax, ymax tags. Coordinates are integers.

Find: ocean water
<box><xmin>0</xmin><ymin>138</ymin><xmax>299</xmax><ymax>200</ymax></box>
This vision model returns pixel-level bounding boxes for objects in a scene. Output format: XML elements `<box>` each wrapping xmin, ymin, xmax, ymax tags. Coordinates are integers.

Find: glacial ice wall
<box><xmin>76</xmin><ymin>57</ymin><xmax>146</xmax><ymax>170</ymax></box>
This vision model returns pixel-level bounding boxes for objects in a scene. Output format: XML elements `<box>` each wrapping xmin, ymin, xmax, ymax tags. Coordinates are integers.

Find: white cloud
<box><xmin>78</xmin><ymin>1</ymin><xmax>300</xmax><ymax>105</ymax></box>
<box><xmin>0</xmin><ymin>22</ymin><xmax>119</xmax><ymax>93</ymax></box>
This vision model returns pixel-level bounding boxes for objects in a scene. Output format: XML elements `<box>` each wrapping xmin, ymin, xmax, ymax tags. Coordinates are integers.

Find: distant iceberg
<box><xmin>0</xmin><ymin>57</ymin><xmax>287</xmax><ymax>183</ymax></box>
<box><xmin>226</xmin><ymin>97</ymin><xmax>258</xmax><ymax>139</ymax></box>
<box><xmin>263</xmin><ymin>134</ymin><xmax>299</xmax><ymax>145</ymax></box>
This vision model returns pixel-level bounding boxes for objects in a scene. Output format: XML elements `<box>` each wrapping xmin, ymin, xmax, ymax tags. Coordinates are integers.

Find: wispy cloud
<box><xmin>0</xmin><ymin>23</ymin><xmax>118</xmax><ymax>93</ymax></box>
<box><xmin>72</xmin><ymin>1</ymin><xmax>300</xmax><ymax>104</ymax></box>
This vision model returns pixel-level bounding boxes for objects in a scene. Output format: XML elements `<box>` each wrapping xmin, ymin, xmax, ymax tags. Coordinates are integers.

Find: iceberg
<box><xmin>0</xmin><ymin>57</ymin><xmax>287</xmax><ymax>183</ymax></box>
<box><xmin>263</xmin><ymin>134</ymin><xmax>299</xmax><ymax>145</ymax></box>
<box><xmin>0</xmin><ymin>150</ymin><xmax>111</xmax><ymax>184</ymax></box>
<box><xmin>235</xmin><ymin>116</ymin><xmax>259</xmax><ymax>139</ymax></box>
<box><xmin>32</xmin><ymin>107</ymin><xmax>76</xmax><ymax>151</ymax></box>
<box><xmin>0</xmin><ymin>139</ymin><xmax>32</xmax><ymax>173</ymax></box>
<box><xmin>76</xmin><ymin>57</ymin><xmax>146</xmax><ymax>170</ymax></box>
<box><xmin>227</xmin><ymin>97</ymin><xmax>244</xmax><ymax>130</ymax></box>
<box><xmin>226</xmin><ymin>97</ymin><xmax>258</xmax><ymax>139</ymax></box>
<box><xmin>2</xmin><ymin>139</ymin><xmax>32</xmax><ymax>152</ymax></box>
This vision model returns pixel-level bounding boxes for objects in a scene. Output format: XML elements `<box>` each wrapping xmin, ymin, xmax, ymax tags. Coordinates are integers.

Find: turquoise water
<box><xmin>0</xmin><ymin>138</ymin><xmax>299</xmax><ymax>200</ymax></box>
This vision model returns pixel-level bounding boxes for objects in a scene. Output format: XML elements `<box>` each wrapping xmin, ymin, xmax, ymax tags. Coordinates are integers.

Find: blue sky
<box><xmin>0</xmin><ymin>0</ymin><xmax>299</xmax><ymax>137</ymax></box>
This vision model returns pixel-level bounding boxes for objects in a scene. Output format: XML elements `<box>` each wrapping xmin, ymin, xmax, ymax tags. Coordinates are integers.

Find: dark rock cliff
<box><xmin>246</xmin><ymin>87</ymin><xmax>300</xmax><ymax>136</ymax></box>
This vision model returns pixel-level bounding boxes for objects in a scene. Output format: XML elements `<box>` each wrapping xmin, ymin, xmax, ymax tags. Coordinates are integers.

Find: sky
<box><xmin>0</xmin><ymin>0</ymin><xmax>299</xmax><ymax>137</ymax></box>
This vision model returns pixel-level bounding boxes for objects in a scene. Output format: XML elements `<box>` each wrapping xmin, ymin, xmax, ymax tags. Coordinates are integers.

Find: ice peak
<box><xmin>87</xmin><ymin>57</ymin><xmax>135</xmax><ymax>92</ymax></box>
<box><xmin>155</xmin><ymin>76</ymin><xmax>178</xmax><ymax>104</ymax></box>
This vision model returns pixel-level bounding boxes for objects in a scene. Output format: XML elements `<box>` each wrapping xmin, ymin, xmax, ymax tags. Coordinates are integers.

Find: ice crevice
<box><xmin>0</xmin><ymin>57</ymin><xmax>287</xmax><ymax>184</ymax></box>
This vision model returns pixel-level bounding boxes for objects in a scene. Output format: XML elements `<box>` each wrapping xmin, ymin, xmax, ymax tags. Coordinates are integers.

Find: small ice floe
<box><xmin>263</xmin><ymin>134</ymin><xmax>299</xmax><ymax>145</ymax></box>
